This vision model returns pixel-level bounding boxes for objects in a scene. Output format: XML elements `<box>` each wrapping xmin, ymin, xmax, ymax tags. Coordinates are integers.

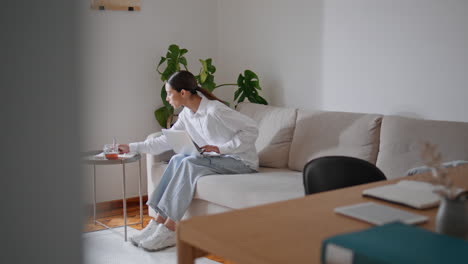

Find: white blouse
<box><xmin>129</xmin><ymin>96</ymin><xmax>259</xmax><ymax>169</ymax></box>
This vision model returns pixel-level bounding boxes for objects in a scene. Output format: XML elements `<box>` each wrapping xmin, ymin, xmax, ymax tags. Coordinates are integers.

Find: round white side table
<box><xmin>82</xmin><ymin>150</ymin><xmax>143</xmax><ymax>241</ymax></box>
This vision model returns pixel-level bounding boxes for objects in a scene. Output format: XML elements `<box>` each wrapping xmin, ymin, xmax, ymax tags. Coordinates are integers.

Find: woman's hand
<box><xmin>118</xmin><ymin>144</ymin><xmax>130</xmax><ymax>154</ymax></box>
<box><xmin>200</xmin><ymin>145</ymin><xmax>220</xmax><ymax>154</ymax></box>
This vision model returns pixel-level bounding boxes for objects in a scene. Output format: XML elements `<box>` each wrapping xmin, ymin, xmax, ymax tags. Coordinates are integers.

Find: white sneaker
<box><xmin>139</xmin><ymin>225</ymin><xmax>176</xmax><ymax>251</ymax></box>
<box><xmin>129</xmin><ymin>219</ymin><xmax>160</xmax><ymax>246</ymax></box>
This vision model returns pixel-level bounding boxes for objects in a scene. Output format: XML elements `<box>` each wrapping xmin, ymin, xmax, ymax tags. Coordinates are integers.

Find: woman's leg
<box><xmin>156</xmin><ymin>155</ymin><xmax>255</xmax><ymax>222</ymax></box>
<box><xmin>146</xmin><ymin>153</ymin><xmax>187</xmax><ymax>219</ymax></box>
<box><xmin>154</xmin><ymin>214</ymin><xmax>166</xmax><ymax>225</ymax></box>
<box><xmin>164</xmin><ymin>218</ymin><xmax>176</xmax><ymax>232</ymax></box>
<box><xmin>130</xmin><ymin>154</ymin><xmax>186</xmax><ymax>245</ymax></box>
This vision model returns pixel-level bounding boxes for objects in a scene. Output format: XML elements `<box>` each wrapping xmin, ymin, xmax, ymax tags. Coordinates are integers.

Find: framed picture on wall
<box><xmin>91</xmin><ymin>0</ymin><xmax>141</xmax><ymax>11</ymax></box>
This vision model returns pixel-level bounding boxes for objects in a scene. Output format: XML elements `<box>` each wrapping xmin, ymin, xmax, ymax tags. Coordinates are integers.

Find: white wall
<box><xmin>79</xmin><ymin>0</ymin><xmax>218</xmax><ymax>203</ymax></box>
<box><xmin>322</xmin><ymin>0</ymin><xmax>468</xmax><ymax>122</ymax></box>
<box><xmin>215</xmin><ymin>0</ymin><xmax>324</xmax><ymax>108</ymax></box>
<box><xmin>217</xmin><ymin>0</ymin><xmax>468</xmax><ymax>122</ymax></box>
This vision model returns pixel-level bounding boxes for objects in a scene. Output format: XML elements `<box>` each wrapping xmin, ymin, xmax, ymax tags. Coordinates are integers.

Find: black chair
<box><xmin>303</xmin><ymin>156</ymin><xmax>386</xmax><ymax>195</ymax></box>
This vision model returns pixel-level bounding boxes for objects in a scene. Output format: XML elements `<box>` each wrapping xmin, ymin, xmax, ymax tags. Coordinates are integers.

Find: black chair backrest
<box><xmin>303</xmin><ymin>156</ymin><xmax>386</xmax><ymax>195</ymax></box>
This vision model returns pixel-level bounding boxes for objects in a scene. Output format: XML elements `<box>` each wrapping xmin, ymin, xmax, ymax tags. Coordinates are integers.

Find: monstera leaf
<box><xmin>234</xmin><ymin>70</ymin><xmax>268</xmax><ymax>106</ymax></box>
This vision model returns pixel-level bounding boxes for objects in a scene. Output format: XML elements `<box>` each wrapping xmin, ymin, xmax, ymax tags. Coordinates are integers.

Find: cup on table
<box><xmin>103</xmin><ymin>144</ymin><xmax>119</xmax><ymax>160</ymax></box>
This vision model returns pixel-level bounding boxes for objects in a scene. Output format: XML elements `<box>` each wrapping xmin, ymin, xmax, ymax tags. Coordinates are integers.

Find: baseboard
<box><xmin>85</xmin><ymin>195</ymin><xmax>148</xmax><ymax>217</ymax></box>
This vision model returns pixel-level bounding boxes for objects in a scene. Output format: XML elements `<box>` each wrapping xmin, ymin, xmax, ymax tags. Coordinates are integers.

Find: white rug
<box><xmin>83</xmin><ymin>227</ymin><xmax>219</xmax><ymax>264</ymax></box>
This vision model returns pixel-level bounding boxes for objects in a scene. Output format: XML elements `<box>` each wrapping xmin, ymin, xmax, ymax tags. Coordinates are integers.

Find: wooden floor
<box><xmin>83</xmin><ymin>197</ymin><xmax>233</xmax><ymax>264</ymax></box>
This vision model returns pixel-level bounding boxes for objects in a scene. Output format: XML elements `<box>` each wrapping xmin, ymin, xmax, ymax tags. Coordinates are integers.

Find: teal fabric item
<box><xmin>321</xmin><ymin>222</ymin><xmax>468</xmax><ymax>264</ymax></box>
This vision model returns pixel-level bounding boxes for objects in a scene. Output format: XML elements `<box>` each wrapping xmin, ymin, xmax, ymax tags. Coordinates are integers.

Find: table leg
<box><xmin>177</xmin><ymin>239</ymin><xmax>196</xmax><ymax>264</ymax></box>
<box><xmin>93</xmin><ymin>164</ymin><xmax>96</xmax><ymax>223</ymax></box>
<box><xmin>138</xmin><ymin>159</ymin><xmax>143</xmax><ymax>228</ymax></box>
<box><xmin>122</xmin><ymin>162</ymin><xmax>127</xmax><ymax>241</ymax></box>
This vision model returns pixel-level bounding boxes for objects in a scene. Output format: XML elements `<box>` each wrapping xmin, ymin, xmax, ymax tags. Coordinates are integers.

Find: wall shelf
<box><xmin>91</xmin><ymin>0</ymin><xmax>141</xmax><ymax>11</ymax></box>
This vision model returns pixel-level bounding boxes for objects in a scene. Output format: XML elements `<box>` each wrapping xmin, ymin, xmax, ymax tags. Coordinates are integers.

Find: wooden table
<box><xmin>176</xmin><ymin>165</ymin><xmax>468</xmax><ymax>264</ymax></box>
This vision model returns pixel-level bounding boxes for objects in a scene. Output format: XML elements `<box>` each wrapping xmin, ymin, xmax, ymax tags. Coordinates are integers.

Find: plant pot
<box><xmin>435</xmin><ymin>196</ymin><xmax>468</xmax><ymax>239</ymax></box>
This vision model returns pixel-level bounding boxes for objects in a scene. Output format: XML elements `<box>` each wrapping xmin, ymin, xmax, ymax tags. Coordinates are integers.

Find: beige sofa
<box><xmin>145</xmin><ymin>103</ymin><xmax>468</xmax><ymax>218</ymax></box>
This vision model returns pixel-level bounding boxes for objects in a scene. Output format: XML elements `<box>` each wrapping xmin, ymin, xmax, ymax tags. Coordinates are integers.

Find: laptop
<box><xmin>161</xmin><ymin>129</ymin><xmax>220</xmax><ymax>157</ymax></box>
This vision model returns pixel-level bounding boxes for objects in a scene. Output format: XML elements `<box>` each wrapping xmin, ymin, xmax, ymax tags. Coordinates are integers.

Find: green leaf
<box><xmin>161</xmin><ymin>70</ymin><xmax>170</xmax><ymax>81</ymax></box>
<box><xmin>199</xmin><ymin>59</ymin><xmax>210</xmax><ymax>83</ymax></box>
<box><xmin>161</xmin><ymin>72</ymin><xmax>169</xmax><ymax>82</ymax></box>
<box><xmin>233</xmin><ymin>70</ymin><xmax>267</xmax><ymax>106</ymax></box>
<box><xmin>157</xmin><ymin>56</ymin><xmax>167</xmax><ymax>67</ymax></box>
<box><xmin>154</xmin><ymin>106</ymin><xmax>170</xmax><ymax>128</ymax></box>
<box><xmin>202</xmin><ymin>82</ymin><xmax>215</xmax><ymax>92</ymax></box>
<box><xmin>237</xmin><ymin>74</ymin><xmax>245</xmax><ymax>88</ymax></box>
<box><xmin>204</xmin><ymin>58</ymin><xmax>216</xmax><ymax>73</ymax></box>
<box><xmin>208</xmin><ymin>64</ymin><xmax>216</xmax><ymax>73</ymax></box>
<box><xmin>238</xmin><ymin>94</ymin><xmax>246</xmax><ymax>103</ymax></box>
<box><xmin>234</xmin><ymin>89</ymin><xmax>242</xmax><ymax>101</ymax></box>
<box><xmin>180</xmin><ymin>48</ymin><xmax>188</xmax><ymax>55</ymax></box>
<box><xmin>162</xmin><ymin>63</ymin><xmax>177</xmax><ymax>80</ymax></box>
<box><xmin>199</xmin><ymin>59</ymin><xmax>208</xmax><ymax>68</ymax></box>
<box><xmin>160</xmin><ymin>85</ymin><xmax>171</xmax><ymax>108</ymax></box>
<box><xmin>256</xmin><ymin>95</ymin><xmax>268</xmax><ymax>105</ymax></box>
<box><xmin>168</xmin><ymin>44</ymin><xmax>180</xmax><ymax>56</ymax></box>
<box><xmin>179</xmin><ymin>57</ymin><xmax>187</xmax><ymax>67</ymax></box>
<box><xmin>205</xmin><ymin>74</ymin><xmax>215</xmax><ymax>84</ymax></box>
<box><xmin>200</xmin><ymin>74</ymin><xmax>215</xmax><ymax>91</ymax></box>
<box><xmin>244</xmin><ymin>70</ymin><xmax>258</xmax><ymax>80</ymax></box>
<box><xmin>200</xmin><ymin>71</ymin><xmax>207</xmax><ymax>83</ymax></box>
<box><xmin>253</xmin><ymin>80</ymin><xmax>261</xmax><ymax>90</ymax></box>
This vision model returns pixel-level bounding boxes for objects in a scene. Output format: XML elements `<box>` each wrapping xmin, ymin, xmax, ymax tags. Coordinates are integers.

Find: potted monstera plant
<box><xmin>154</xmin><ymin>44</ymin><xmax>268</xmax><ymax>128</ymax></box>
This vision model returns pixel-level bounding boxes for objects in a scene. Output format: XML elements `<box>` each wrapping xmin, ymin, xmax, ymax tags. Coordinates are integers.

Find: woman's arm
<box><xmin>124</xmin><ymin>114</ymin><xmax>187</xmax><ymax>154</ymax></box>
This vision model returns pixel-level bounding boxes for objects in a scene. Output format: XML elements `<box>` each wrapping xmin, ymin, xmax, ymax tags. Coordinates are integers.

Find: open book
<box><xmin>362</xmin><ymin>180</ymin><xmax>445</xmax><ymax>209</ymax></box>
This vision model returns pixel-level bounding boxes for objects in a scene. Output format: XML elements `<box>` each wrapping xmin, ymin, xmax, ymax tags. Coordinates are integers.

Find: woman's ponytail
<box><xmin>196</xmin><ymin>86</ymin><xmax>228</xmax><ymax>105</ymax></box>
<box><xmin>167</xmin><ymin>71</ymin><xmax>228</xmax><ymax>105</ymax></box>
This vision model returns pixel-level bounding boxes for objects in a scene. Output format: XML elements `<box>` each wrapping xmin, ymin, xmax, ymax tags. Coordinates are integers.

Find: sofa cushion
<box><xmin>376</xmin><ymin>116</ymin><xmax>468</xmax><ymax>179</ymax></box>
<box><xmin>288</xmin><ymin>110</ymin><xmax>383</xmax><ymax>171</ymax></box>
<box><xmin>237</xmin><ymin>102</ymin><xmax>297</xmax><ymax>168</ymax></box>
<box><xmin>194</xmin><ymin>167</ymin><xmax>304</xmax><ymax>209</ymax></box>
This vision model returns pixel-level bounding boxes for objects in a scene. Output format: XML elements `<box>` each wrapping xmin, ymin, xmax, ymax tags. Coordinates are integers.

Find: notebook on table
<box><xmin>334</xmin><ymin>202</ymin><xmax>428</xmax><ymax>225</ymax></box>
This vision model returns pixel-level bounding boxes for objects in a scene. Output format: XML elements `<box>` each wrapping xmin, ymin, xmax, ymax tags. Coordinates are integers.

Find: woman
<box><xmin>119</xmin><ymin>71</ymin><xmax>259</xmax><ymax>251</ymax></box>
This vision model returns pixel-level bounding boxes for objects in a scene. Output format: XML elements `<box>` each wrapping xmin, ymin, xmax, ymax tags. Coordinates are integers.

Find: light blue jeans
<box><xmin>147</xmin><ymin>154</ymin><xmax>256</xmax><ymax>221</ymax></box>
